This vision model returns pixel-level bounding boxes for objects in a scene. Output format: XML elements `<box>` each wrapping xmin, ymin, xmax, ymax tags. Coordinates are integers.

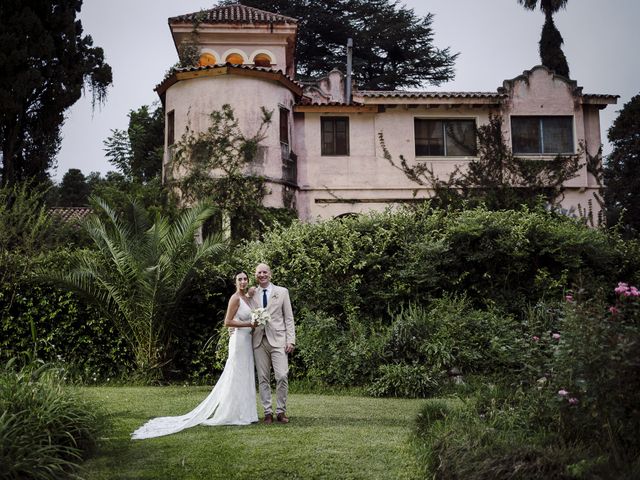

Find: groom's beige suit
<box><xmin>251</xmin><ymin>284</ymin><xmax>295</xmax><ymax>416</ymax></box>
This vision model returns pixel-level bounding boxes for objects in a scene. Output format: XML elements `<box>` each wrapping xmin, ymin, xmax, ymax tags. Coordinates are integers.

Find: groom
<box><xmin>252</xmin><ymin>263</ymin><xmax>295</xmax><ymax>424</ymax></box>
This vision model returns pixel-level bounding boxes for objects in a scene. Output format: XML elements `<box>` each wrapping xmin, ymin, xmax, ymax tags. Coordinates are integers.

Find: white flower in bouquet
<box><xmin>251</xmin><ymin>307</ymin><xmax>271</xmax><ymax>326</ymax></box>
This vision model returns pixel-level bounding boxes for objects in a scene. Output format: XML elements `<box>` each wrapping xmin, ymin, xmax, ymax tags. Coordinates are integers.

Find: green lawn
<box><xmin>79</xmin><ymin>386</ymin><xmax>427</xmax><ymax>479</ymax></box>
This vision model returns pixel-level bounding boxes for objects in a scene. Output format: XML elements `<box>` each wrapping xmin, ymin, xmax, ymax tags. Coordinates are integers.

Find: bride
<box><xmin>131</xmin><ymin>272</ymin><xmax>258</xmax><ymax>439</ymax></box>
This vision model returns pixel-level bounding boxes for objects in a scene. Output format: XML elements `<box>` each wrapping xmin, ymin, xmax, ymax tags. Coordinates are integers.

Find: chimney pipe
<box><xmin>346</xmin><ymin>38</ymin><xmax>353</xmax><ymax>105</ymax></box>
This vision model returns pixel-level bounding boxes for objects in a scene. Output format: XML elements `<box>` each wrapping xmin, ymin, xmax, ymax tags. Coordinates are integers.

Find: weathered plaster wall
<box><xmin>164</xmin><ymin>74</ymin><xmax>296</xmax><ymax>208</ymax></box>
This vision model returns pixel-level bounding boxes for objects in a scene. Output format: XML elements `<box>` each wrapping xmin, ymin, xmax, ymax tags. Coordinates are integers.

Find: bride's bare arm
<box><xmin>223</xmin><ymin>294</ymin><xmax>252</xmax><ymax>328</ymax></box>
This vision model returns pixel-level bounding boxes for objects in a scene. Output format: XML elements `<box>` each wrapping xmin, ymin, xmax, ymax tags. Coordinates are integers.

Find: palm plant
<box><xmin>518</xmin><ymin>0</ymin><xmax>570</xmax><ymax>77</ymax></box>
<box><xmin>46</xmin><ymin>197</ymin><xmax>225</xmax><ymax>381</ymax></box>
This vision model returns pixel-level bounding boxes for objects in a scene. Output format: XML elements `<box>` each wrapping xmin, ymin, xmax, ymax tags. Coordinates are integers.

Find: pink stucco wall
<box><xmin>163</xmin><ymin>74</ymin><xmax>296</xmax><ymax>208</ymax></box>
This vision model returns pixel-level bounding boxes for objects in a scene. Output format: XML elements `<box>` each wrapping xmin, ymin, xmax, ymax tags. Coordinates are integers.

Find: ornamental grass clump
<box><xmin>0</xmin><ymin>358</ymin><xmax>103</xmax><ymax>480</ymax></box>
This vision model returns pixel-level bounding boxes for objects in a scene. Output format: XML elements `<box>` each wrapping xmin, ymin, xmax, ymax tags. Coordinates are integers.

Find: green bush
<box><xmin>368</xmin><ymin>363</ymin><xmax>439</xmax><ymax>398</ymax></box>
<box><xmin>0</xmin><ymin>359</ymin><xmax>103</xmax><ymax>479</ymax></box>
<box><xmin>550</xmin><ymin>282</ymin><xmax>640</xmax><ymax>461</ymax></box>
<box><xmin>412</xmin><ymin>387</ymin><xmax>597</xmax><ymax>480</ymax></box>
<box><xmin>169</xmin><ymin>260</ymin><xmax>237</xmax><ymax>383</ymax></box>
<box><xmin>295</xmin><ymin>310</ymin><xmax>387</xmax><ymax>386</ymax></box>
<box><xmin>240</xmin><ymin>205</ymin><xmax>640</xmax><ymax>323</ymax></box>
<box><xmin>385</xmin><ymin>298</ymin><xmax>523</xmax><ymax>375</ymax></box>
<box><xmin>0</xmin><ymin>250</ymin><xmax>132</xmax><ymax>382</ymax></box>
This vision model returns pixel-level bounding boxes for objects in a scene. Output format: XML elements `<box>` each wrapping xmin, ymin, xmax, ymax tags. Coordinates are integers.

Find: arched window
<box><xmin>198</xmin><ymin>53</ymin><xmax>216</xmax><ymax>66</ymax></box>
<box><xmin>253</xmin><ymin>53</ymin><xmax>272</xmax><ymax>67</ymax></box>
<box><xmin>225</xmin><ymin>53</ymin><xmax>244</xmax><ymax>65</ymax></box>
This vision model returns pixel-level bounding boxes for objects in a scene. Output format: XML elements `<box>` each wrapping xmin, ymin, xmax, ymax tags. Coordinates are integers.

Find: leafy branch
<box><xmin>380</xmin><ymin>114</ymin><xmax>582</xmax><ymax>211</ymax></box>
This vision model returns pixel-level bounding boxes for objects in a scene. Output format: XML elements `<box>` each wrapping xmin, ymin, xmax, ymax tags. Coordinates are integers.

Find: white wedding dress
<box><xmin>131</xmin><ymin>299</ymin><xmax>258</xmax><ymax>439</ymax></box>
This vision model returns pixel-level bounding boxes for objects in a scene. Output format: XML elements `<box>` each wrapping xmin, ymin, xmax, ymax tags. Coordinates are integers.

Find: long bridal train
<box><xmin>131</xmin><ymin>300</ymin><xmax>258</xmax><ymax>439</ymax></box>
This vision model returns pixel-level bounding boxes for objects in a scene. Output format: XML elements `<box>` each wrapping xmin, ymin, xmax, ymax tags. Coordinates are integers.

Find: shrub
<box><xmin>368</xmin><ymin>363</ymin><xmax>439</xmax><ymax>398</ymax></box>
<box><xmin>412</xmin><ymin>387</ymin><xmax>594</xmax><ymax>480</ymax></box>
<box><xmin>0</xmin><ymin>250</ymin><xmax>132</xmax><ymax>382</ymax></box>
<box><xmin>295</xmin><ymin>310</ymin><xmax>388</xmax><ymax>386</ymax></box>
<box><xmin>551</xmin><ymin>282</ymin><xmax>640</xmax><ymax>461</ymax></box>
<box><xmin>386</xmin><ymin>297</ymin><xmax>524</xmax><ymax>377</ymax></box>
<box><xmin>0</xmin><ymin>359</ymin><xmax>103</xmax><ymax>479</ymax></box>
<box><xmin>240</xmin><ymin>205</ymin><xmax>640</xmax><ymax>324</ymax></box>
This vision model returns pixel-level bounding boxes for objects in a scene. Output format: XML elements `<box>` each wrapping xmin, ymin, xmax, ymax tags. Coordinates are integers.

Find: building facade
<box><xmin>156</xmin><ymin>4</ymin><xmax>617</xmax><ymax>222</ymax></box>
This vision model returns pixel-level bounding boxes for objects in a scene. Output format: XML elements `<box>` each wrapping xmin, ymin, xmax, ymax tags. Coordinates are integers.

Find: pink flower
<box><xmin>532</xmin><ymin>335</ymin><xmax>540</xmax><ymax>341</ymax></box>
<box><xmin>629</xmin><ymin>286</ymin><xmax>640</xmax><ymax>297</ymax></box>
<box><xmin>565</xmin><ymin>294</ymin><xmax>574</xmax><ymax>302</ymax></box>
<box><xmin>552</xmin><ymin>333</ymin><xmax>561</xmax><ymax>340</ymax></box>
<box><xmin>558</xmin><ymin>389</ymin><xmax>569</xmax><ymax>397</ymax></box>
<box><xmin>615</xmin><ymin>282</ymin><xmax>629</xmax><ymax>295</ymax></box>
<box><xmin>609</xmin><ymin>306</ymin><xmax>619</xmax><ymax>315</ymax></box>
<box><xmin>568</xmin><ymin>397</ymin><xmax>579</xmax><ymax>405</ymax></box>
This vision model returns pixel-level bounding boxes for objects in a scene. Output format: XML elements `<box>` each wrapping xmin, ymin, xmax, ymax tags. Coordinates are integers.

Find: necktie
<box><xmin>262</xmin><ymin>289</ymin><xmax>268</xmax><ymax>308</ymax></box>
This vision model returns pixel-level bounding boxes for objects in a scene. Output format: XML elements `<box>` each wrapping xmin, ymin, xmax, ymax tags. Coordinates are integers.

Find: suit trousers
<box><xmin>254</xmin><ymin>335</ymin><xmax>289</xmax><ymax>415</ymax></box>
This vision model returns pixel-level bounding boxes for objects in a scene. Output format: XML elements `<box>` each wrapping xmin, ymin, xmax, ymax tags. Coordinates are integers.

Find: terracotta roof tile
<box><xmin>357</xmin><ymin>91</ymin><xmax>504</xmax><ymax>99</ymax></box>
<box><xmin>49</xmin><ymin>207</ymin><xmax>92</xmax><ymax>223</ymax></box>
<box><xmin>173</xmin><ymin>62</ymin><xmax>293</xmax><ymax>79</ymax></box>
<box><xmin>169</xmin><ymin>4</ymin><xmax>297</xmax><ymax>25</ymax></box>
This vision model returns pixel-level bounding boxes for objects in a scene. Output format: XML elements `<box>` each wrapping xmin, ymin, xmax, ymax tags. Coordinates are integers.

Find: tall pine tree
<box><xmin>231</xmin><ymin>0</ymin><xmax>457</xmax><ymax>89</ymax></box>
<box><xmin>604</xmin><ymin>94</ymin><xmax>640</xmax><ymax>235</ymax></box>
<box><xmin>0</xmin><ymin>0</ymin><xmax>112</xmax><ymax>186</ymax></box>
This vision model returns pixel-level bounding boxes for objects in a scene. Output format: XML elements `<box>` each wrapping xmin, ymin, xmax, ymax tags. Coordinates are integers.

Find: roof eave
<box><xmin>155</xmin><ymin>64</ymin><xmax>303</xmax><ymax>98</ymax></box>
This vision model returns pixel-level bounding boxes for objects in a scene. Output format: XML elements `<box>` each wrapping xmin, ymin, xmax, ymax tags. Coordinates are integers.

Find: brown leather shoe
<box><xmin>263</xmin><ymin>414</ymin><xmax>273</xmax><ymax>424</ymax></box>
<box><xmin>276</xmin><ymin>413</ymin><xmax>289</xmax><ymax>424</ymax></box>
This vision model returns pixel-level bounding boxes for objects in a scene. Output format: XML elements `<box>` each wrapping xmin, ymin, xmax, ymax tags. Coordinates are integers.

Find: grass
<box><xmin>80</xmin><ymin>386</ymin><xmax>429</xmax><ymax>479</ymax></box>
<box><xmin>1</xmin><ymin>361</ymin><xmax>101</xmax><ymax>480</ymax></box>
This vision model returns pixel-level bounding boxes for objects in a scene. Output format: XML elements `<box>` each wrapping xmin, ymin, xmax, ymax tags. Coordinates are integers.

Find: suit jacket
<box><xmin>251</xmin><ymin>284</ymin><xmax>295</xmax><ymax>349</ymax></box>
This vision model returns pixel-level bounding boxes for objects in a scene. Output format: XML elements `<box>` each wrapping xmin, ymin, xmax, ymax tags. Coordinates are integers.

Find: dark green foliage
<box><xmin>44</xmin><ymin>197</ymin><xmax>226</xmax><ymax>381</ymax></box>
<box><xmin>169</xmin><ymin>260</ymin><xmax>237</xmax><ymax>383</ymax></box>
<box><xmin>411</xmin><ymin>284</ymin><xmax>640</xmax><ymax>479</ymax></box>
<box><xmin>551</xmin><ymin>285</ymin><xmax>640</xmax><ymax>462</ymax></box>
<box><xmin>237</xmin><ymin>0</ymin><xmax>457</xmax><ymax>89</ymax></box>
<box><xmin>295</xmin><ymin>311</ymin><xmax>387</xmax><ymax>386</ymax></box>
<box><xmin>295</xmin><ymin>297</ymin><xmax>525</xmax><ymax>395</ymax></box>
<box><xmin>0</xmin><ymin>0</ymin><xmax>112</xmax><ymax>186</ymax></box>
<box><xmin>0</xmin><ymin>359</ymin><xmax>104</xmax><ymax>479</ymax></box>
<box><xmin>0</xmin><ymin>181</ymin><xmax>54</xmax><ymax>254</ymax></box>
<box><xmin>104</xmin><ymin>104</ymin><xmax>164</xmax><ymax>183</ymax></box>
<box><xmin>87</xmin><ymin>173</ymin><xmax>177</xmax><ymax>221</ymax></box>
<box><xmin>368</xmin><ymin>363</ymin><xmax>438</xmax><ymax>398</ymax></box>
<box><xmin>381</xmin><ymin>115</ymin><xmax>581</xmax><ymax>211</ymax></box>
<box><xmin>0</xmin><ymin>251</ymin><xmax>132</xmax><ymax>381</ymax></box>
<box><xmin>517</xmin><ymin>0</ymin><xmax>570</xmax><ymax>77</ymax></box>
<box><xmin>412</xmin><ymin>394</ymin><xmax>588</xmax><ymax>480</ymax></box>
<box><xmin>604</xmin><ymin>93</ymin><xmax>640</xmax><ymax>236</ymax></box>
<box><xmin>172</xmin><ymin>103</ymin><xmax>296</xmax><ymax>241</ymax></box>
<box><xmin>241</xmin><ymin>205</ymin><xmax>637</xmax><ymax>320</ymax></box>
<box><xmin>539</xmin><ymin>15</ymin><xmax>570</xmax><ymax>77</ymax></box>
<box><xmin>55</xmin><ymin>168</ymin><xmax>91</xmax><ymax>206</ymax></box>
<box><xmin>0</xmin><ymin>181</ymin><xmax>90</xmax><ymax>254</ymax></box>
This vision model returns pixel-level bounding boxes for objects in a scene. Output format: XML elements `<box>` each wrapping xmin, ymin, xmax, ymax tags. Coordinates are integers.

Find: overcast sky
<box><xmin>54</xmin><ymin>0</ymin><xmax>640</xmax><ymax>181</ymax></box>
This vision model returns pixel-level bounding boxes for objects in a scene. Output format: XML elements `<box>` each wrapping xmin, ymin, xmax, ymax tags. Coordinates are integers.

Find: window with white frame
<box><xmin>414</xmin><ymin>119</ymin><xmax>477</xmax><ymax>157</ymax></box>
<box><xmin>511</xmin><ymin>116</ymin><xmax>574</xmax><ymax>154</ymax></box>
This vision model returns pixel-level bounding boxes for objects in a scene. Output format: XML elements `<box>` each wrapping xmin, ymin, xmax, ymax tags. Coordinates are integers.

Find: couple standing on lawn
<box><xmin>132</xmin><ymin>263</ymin><xmax>295</xmax><ymax>439</ymax></box>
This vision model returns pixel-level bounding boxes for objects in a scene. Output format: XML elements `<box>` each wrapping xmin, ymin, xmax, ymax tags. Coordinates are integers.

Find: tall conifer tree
<box><xmin>0</xmin><ymin>0</ymin><xmax>112</xmax><ymax>186</ymax></box>
<box><xmin>604</xmin><ymin>94</ymin><xmax>640</xmax><ymax>235</ymax></box>
<box><xmin>232</xmin><ymin>0</ymin><xmax>457</xmax><ymax>89</ymax></box>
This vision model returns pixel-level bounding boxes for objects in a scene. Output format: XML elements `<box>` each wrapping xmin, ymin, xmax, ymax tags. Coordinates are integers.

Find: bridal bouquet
<box><xmin>251</xmin><ymin>307</ymin><xmax>271</xmax><ymax>326</ymax></box>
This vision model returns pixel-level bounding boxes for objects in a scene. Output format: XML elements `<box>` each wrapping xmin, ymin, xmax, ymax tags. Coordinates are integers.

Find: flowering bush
<box><xmin>551</xmin><ymin>282</ymin><xmax>640</xmax><ymax>460</ymax></box>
